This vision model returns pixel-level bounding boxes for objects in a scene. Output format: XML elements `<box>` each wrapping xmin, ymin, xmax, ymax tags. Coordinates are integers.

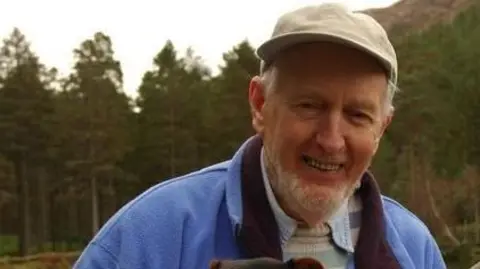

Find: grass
<box><xmin>0</xmin><ymin>252</ymin><xmax>79</xmax><ymax>269</ymax></box>
<box><xmin>0</xmin><ymin>260</ymin><xmax>73</xmax><ymax>269</ymax></box>
<box><xmin>0</xmin><ymin>235</ymin><xmax>84</xmax><ymax>256</ymax></box>
<box><xmin>0</xmin><ymin>236</ymin><xmax>17</xmax><ymax>256</ymax></box>
<box><xmin>0</xmin><ymin>235</ymin><xmax>83</xmax><ymax>268</ymax></box>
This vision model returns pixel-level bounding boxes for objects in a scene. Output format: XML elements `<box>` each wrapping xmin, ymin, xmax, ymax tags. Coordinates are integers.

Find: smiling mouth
<box><xmin>302</xmin><ymin>155</ymin><xmax>344</xmax><ymax>172</ymax></box>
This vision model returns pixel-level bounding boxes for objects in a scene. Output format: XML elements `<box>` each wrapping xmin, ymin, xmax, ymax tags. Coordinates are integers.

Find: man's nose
<box><xmin>315</xmin><ymin>113</ymin><xmax>346</xmax><ymax>154</ymax></box>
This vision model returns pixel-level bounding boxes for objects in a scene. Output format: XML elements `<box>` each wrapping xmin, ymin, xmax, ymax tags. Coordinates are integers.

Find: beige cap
<box><xmin>256</xmin><ymin>3</ymin><xmax>398</xmax><ymax>84</ymax></box>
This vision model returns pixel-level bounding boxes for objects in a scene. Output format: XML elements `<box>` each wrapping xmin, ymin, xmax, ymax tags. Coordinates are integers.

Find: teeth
<box><xmin>303</xmin><ymin>156</ymin><xmax>342</xmax><ymax>171</ymax></box>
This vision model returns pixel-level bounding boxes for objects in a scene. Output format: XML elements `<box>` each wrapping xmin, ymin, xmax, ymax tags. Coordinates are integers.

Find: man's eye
<box><xmin>350</xmin><ymin>111</ymin><xmax>373</xmax><ymax>123</ymax></box>
<box><xmin>292</xmin><ymin>102</ymin><xmax>320</xmax><ymax>118</ymax></box>
<box><xmin>353</xmin><ymin>112</ymin><xmax>367</xmax><ymax>118</ymax></box>
<box><xmin>298</xmin><ymin>102</ymin><xmax>316</xmax><ymax>109</ymax></box>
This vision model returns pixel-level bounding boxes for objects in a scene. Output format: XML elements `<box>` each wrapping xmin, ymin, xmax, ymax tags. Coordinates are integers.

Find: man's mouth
<box><xmin>302</xmin><ymin>155</ymin><xmax>343</xmax><ymax>172</ymax></box>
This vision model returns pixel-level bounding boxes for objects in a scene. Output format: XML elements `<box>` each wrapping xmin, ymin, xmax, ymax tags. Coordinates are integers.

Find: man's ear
<box><xmin>378</xmin><ymin>111</ymin><xmax>393</xmax><ymax>139</ymax></box>
<box><xmin>373</xmin><ymin>112</ymin><xmax>393</xmax><ymax>154</ymax></box>
<box><xmin>381</xmin><ymin>110</ymin><xmax>393</xmax><ymax>132</ymax></box>
<box><xmin>248</xmin><ymin>76</ymin><xmax>266</xmax><ymax>134</ymax></box>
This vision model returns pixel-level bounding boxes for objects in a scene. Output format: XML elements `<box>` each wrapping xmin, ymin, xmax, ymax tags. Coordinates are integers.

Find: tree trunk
<box><xmin>49</xmin><ymin>193</ymin><xmax>56</xmax><ymax>251</ymax></box>
<box><xmin>424</xmin><ymin>177</ymin><xmax>461</xmax><ymax>246</ymax></box>
<box><xmin>37</xmin><ymin>167</ymin><xmax>49</xmax><ymax>251</ymax></box>
<box><xmin>15</xmin><ymin>158</ymin><xmax>30</xmax><ymax>256</ymax></box>
<box><xmin>169</xmin><ymin>99</ymin><xmax>176</xmax><ymax>177</ymax></box>
<box><xmin>466</xmin><ymin>166</ymin><xmax>479</xmax><ymax>244</ymax></box>
<box><xmin>91</xmin><ymin>175</ymin><xmax>99</xmax><ymax>236</ymax></box>
<box><xmin>68</xmin><ymin>187</ymin><xmax>79</xmax><ymax>245</ymax></box>
<box><xmin>407</xmin><ymin>145</ymin><xmax>417</xmax><ymax>207</ymax></box>
<box><xmin>475</xmin><ymin>199</ymin><xmax>479</xmax><ymax>243</ymax></box>
<box><xmin>474</xmin><ymin>179</ymin><xmax>480</xmax><ymax>243</ymax></box>
<box><xmin>107</xmin><ymin>177</ymin><xmax>116</xmax><ymax>219</ymax></box>
<box><xmin>470</xmin><ymin>260</ymin><xmax>480</xmax><ymax>269</ymax></box>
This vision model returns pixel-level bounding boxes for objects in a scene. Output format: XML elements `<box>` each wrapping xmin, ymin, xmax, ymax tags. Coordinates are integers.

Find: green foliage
<box><xmin>207</xmin><ymin>40</ymin><xmax>259</xmax><ymax>161</ymax></box>
<box><xmin>54</xmin><ymin>32</ymin><xmax>133</xmax><ymax>191</ymax></box>
<box><xmin>128</xmin><ymin>40</ymin><xmax>212</xmax><ymax>189</ymax></box>
<box><xmin>126</xmin><ymin>39</ymin><xmax>259</xmax><ymax>190</ymax></box>
<box><xmin>0</xmin><ymin>28</ymin><xmax>54</xmax><ymax>163</ymax></box>
<box><xmin>0</xmin><ymin>235</ymin><xmax>17</xmax><ymax>256</ymax></box>
<box><xmin>2</xmin><ymin>3</ymin><xmax>480</xmax><ymax>268</ymax></box>
<box><xmin>386</xmin><ymin>3</ymin><xmax>480</xmax><ymax>178</ymax></box>
<box><xmin>0</xmin><ymin>28</ymin><xmax>56</xmax><ymax>256</ymax></box>
<box><xmin>442</xmin><ymin>243</ymin><xmax>480</xmax><ymax>269</ymax></box>
<box><xmin>372</xmin><ymin>4</ymin><xmax>480</xmax><ymax>266</ymax></box>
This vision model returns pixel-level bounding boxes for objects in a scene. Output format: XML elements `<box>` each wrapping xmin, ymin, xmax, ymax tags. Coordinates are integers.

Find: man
<box><xmin>73</xmin><ymin>3</ymin><xmax>446</xmax><ymax>269</ymax></box>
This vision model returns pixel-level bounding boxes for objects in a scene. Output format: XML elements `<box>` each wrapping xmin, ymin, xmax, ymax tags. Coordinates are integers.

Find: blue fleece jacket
<box><xmin>73</xmin><ymin>137</ymin><xmax>447</xmax><ymax>269</ymax></box>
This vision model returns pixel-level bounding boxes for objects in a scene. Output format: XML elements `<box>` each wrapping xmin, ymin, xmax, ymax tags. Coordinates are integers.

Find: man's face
<box><xmin>248</xmin><ymin>42</ymin><xmax>392</xmax><ymax>225</ymax></box>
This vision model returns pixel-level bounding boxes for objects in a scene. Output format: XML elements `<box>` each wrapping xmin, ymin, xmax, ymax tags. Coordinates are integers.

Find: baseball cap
<box><xmin>256</xmin><ymin>3</ymin><xmax>398</xmax><ymax>84</ymax></box>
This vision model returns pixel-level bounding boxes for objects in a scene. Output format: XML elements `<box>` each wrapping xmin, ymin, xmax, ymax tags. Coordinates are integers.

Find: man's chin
<box><xmin>294</xmin><ymin>201</ymin><xmax>341</xmax><ymax>227</ymax></box>
<box><xmin>294</xmin><ymin>188</ymin><xmax>349</xmax><ymax>221</ymax></box>
<box><xmin>299</xmin><ymin>184</ymin><xmax>338</xmax><ymax>201</ymax></box>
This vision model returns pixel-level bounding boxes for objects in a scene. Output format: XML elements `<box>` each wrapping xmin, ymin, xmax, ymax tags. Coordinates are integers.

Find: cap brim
<box><xmin>256</xmin><ymin>32</ymin><xmax>392</xmax><ymax>77</ymax></box>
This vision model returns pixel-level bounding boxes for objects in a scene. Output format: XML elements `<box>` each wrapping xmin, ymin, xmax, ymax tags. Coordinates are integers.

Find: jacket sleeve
<box><xmin>70</xmin><ymin>195</ymin><xmax>185</xmax><ymax>269</ymax></box>
<box><xmin>426</xmin><ymin>236</ymin><xmax>447</xmax><ymax>269</ymax></box>
<box><xmin>73</xmin><ymin>242</ymin><xmax>119</xmax><ymax>269</ymax></box>
<box><xmin>70</xmin><ymin>171</ymin><xmax>226</xmax><ymax>269</ymax></box>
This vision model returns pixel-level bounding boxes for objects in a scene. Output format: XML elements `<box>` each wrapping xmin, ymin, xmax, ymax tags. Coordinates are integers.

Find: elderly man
<box><xmin>73</xmin><ymin>3</ymin><xmax>446</xmax><ymax>269</ymax></box>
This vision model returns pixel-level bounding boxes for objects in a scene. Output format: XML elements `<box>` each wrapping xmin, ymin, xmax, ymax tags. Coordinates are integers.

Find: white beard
<box><xmin>264</xmin><ymin>148</ymin><xmax>358</xmax><ymax>225</ymax></box>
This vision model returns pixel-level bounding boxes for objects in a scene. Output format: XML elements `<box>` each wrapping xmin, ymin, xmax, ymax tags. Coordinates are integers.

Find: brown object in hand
<box><xmin>209</xmin><ymin>257</ymin><xmax>325</xmax><ymax>269</ymax></box>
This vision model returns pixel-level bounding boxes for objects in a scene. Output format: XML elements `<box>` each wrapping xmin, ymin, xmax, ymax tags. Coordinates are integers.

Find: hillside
<box><xmin>364</xmin><ymin>0</ymin><xmax>477</xmax><ymax>32</ymax></box>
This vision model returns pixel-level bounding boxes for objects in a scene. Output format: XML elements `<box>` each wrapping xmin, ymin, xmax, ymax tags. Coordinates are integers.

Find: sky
<box><xmin>0</xmin><ymin>0</ymin><xmax>398</xmax><ymax>98</ymax></box>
